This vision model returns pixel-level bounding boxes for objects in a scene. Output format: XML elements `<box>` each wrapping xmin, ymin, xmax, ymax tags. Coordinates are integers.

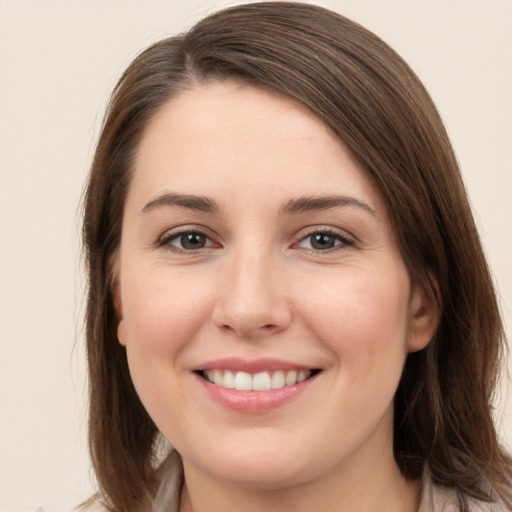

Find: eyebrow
<box><xmin>142</xmin><ymin>192</ymin><xmax>220</xmax><ymax>214</ymax></box>
<box><xmin>141</xmin><ymin>192</ymin><xmax>376</xmax><ymax>217</ymax></box>
<box><xmin>279</xmin><ymin>195</ymin><xmax>377</xmax><ymax>216</ymax></box>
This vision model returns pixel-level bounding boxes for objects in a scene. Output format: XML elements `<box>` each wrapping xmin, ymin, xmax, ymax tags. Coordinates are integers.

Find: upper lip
<box><xmin>195</xmin><ymin>357</ymin><xmax>317</xmax><ymax>373</ymax></box>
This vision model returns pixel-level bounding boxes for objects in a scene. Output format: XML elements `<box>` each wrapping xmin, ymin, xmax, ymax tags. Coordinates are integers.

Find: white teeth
<box><xmin>222</xmin><ymin>370</ymin><xmax>235</xmax><ymax>389</ymax></box>
<box><xmin>271</xmin><ymin>370</ymin><xmax>285</xmax><ymax>389</ymax></box>
<box><xmin>285</xmin><ymin>370</ymin><xmax>297</xmax><ymax>386</ymax></box>
<box><xmin>296</xmin><ymin>370</ymin><xmax>308</xmax><ymax>383</ymax></box>
<box><xmin>203</xmin><ymin>369</ymin><xmax>313</xmax><ymax>391</ymax></box>
<box><xmin>253</xmin><ymin>372</ymin><xmax>272</xmax><ymax>391</ymax></box>
<box><xmin>234</xmin><ymin>371</ymin><xmax>253</xmax><ymax>390</ymax></box>
<box><xmin>213</xmin><ymin>369</ymin><xmax>223</xmax><ymax>386</ymax></box>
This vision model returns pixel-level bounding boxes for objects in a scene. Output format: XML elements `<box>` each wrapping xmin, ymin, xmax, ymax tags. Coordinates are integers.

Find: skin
<box><xmin>116</xmin><ymin>81</ymin><xmax>439</xmax><ymax>512</ymax></box>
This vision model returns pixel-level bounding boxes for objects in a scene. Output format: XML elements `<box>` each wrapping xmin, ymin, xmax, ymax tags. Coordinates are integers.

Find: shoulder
<box><xmin>73</xmin><ymin>497</ymin><xmax>151</xmax><ymax>512</ymax></box>
<box><xmin>153</xmin><ymin>450</ymin><xmax>183</xmax><ymax>512</ymax></box>
<box><xmin>419</xmin><ymin>470</ymin><xmax>510</xmax><ymax>512</ymax></box>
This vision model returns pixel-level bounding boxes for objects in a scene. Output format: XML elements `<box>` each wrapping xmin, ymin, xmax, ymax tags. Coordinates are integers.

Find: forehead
<box><xmin>129</xmin><ymin>80</ymin><xmax>385</xmax><ymax>215</ymax></box>
<box><xmin>137</xmin><ymin>80</ymin><xmax>337</xmax><ymax>161</ymax></box>
<box><xmin>148</xmin><ymin>80</ymin><xmax>325</xmax><ymax>131</ymax></box>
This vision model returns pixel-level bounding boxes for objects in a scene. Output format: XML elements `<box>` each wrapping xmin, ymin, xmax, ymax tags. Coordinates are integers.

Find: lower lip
<box><xmin>195</xmin><ymin>373</ymin><xmax>319</xmax><ymax>414</ymax></box>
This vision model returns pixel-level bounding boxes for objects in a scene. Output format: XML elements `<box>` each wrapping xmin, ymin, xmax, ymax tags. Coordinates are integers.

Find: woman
<box><xmin>82</xmin><ymin>2</ymin><xmax>512</xmax><ymax>511</ymax></box>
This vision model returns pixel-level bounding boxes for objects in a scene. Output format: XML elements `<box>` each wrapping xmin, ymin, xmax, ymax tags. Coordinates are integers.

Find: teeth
<box><xmin>297</xmin><ymin>370</ymin><xmax>308</xmax><ymax>383</ymax></box>
<box><xmin>234</xmin><ymin>371</ymin><xmax>252</xmax><ymax>391</ymax></box>
<box><xmin>285</xmin><ymin>370</ymin><xmax>297</xmax><ymax>386</ymax></box>
<box><xmin>253</xmin><ymin>372</ymin><xmax>271</xmax><ymax>391</ymax></box>
<box><xmin>213</xmin><ymin>369</ymin><xmax>223</xmax><ymax>386</ymax></box>
<box><xmin>203</xmin><ymin>369</ymin><xmax>313</xmax><ymax>391</ymax></box>
<box><xmin>271</xmin><ymin>370</ymin><xmax>285</xmax><ymax>389</ymax></box>
<box><xmin>222</xmin><ymin>370</ymin><xmax>235</xmax><ymax>389</ymax></box>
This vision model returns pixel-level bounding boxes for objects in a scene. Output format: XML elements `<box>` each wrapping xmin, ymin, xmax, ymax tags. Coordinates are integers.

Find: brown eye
<box><xmin>310</xmin><ymin>233</ymin><xmax>337</xmax><ymax>250</ymax></box>
<box><xmin>297</xmin><ymin>230</ymin><xmax>354</xmax><ymax>251</ymax></box>
<box><xmin>179</xmin><ymin>232</ymin><xmax>207</xmax><ymax>250</ymax></box>
<box><xmin>160</xmin><ymin>230</ymin><xmax>214</xmax><ymax>252</ymax></box>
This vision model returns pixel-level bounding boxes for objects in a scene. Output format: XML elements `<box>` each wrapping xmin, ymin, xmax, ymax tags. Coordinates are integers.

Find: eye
<box><xmin>158</xmin><ymin>229</ymin><xmax>216</xmax><ymax>252</ymax></box>
<box><xmin>296</xmin><ymin>230</ymin><xmax>354</xmax><ymax>251</ymax></box>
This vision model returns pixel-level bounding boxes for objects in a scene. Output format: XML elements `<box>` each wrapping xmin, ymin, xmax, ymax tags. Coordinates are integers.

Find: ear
<box><xmin>108</xmin><ymin>250</ymin><xmax>127</xmax><ymax>346</ymax></box>
<box><xmin>117</xmin><ymin>319</ymin><xmax>127</xmax><ymax>347</ymax></box>
<box><xmin>407</xmin><ymin>273</ymin><xmax>441</xmax><ymax>353</ymax></box>
<box><xmin>113</xmin><ymin>285</ymin><xmax>127</xmax><ymax>347</ymax></box>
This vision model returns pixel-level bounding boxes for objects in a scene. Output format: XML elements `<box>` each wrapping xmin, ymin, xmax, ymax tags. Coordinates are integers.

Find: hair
<box><xmin>82</xmin><ymin>2</ymin><xmax>512</xmax><ymax>511</ymax></box>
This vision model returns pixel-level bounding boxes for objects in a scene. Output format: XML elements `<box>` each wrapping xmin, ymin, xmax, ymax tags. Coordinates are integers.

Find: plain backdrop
<box><xmin>1</xmin><ymin>1</ymin><xmax>511</xmax><ymax>510</ymax></box>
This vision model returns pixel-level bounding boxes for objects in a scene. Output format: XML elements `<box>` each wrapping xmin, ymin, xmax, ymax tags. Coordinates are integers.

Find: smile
<box><xmin>200</xmin><ymin>369</ymin><xmax>319</xmax><ymax>391</ymax></box>
<box><xmin>194</xmin><ymin>359</ymin><xmax>322</xmax><ymax>413</ymax></box>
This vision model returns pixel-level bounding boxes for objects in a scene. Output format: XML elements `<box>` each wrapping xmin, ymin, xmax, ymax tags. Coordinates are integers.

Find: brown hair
<box><xmin>82</xmin><ymin>2</ymin><xmax>512</xmax><ymax>511</ymax></box>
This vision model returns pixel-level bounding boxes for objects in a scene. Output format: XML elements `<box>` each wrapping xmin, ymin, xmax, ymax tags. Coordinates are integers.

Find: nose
<box><xmin>212</xmin><ymin>250</ymin><xmax>292</xmax><ymax>339</ymax></box>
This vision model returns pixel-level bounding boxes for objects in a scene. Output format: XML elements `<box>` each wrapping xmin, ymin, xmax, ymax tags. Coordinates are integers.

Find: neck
<box><xmin>180</xmin><ymin>471</ymin><xmax>420</xmax><ymax>512</ymax></box>
<box><xmin>178</xmin><ymin>424</ymin><xmax>421</xmax><ymax>512</ymax></box>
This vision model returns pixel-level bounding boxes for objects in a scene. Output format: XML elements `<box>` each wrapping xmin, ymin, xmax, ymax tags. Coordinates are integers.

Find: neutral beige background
<box><xmin>1</xmin><ymin>1</ymin><xmax>511</xmax><ymax>511</ymax></box>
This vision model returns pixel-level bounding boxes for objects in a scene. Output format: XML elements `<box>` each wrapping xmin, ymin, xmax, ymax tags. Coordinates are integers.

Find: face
<box><xmin>116</xmin><ymin>81</ymin><xmax>437</xmax><ymax>489</ymax></box>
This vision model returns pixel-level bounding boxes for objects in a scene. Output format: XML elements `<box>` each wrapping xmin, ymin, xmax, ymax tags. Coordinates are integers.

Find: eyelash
<box><xmin>294</xmin><ymin>228</ymin><xmax>355</xmax><ymax>253</ymax></box>
<box><xmin>157</xmin><ymin>227</ymin><xmax>217</xmax><ymax>254</ymax></box>
<box><xmin>156</xmin><ymin>227</ymin><xmax>355</xmax><ymax>254</ymax></box>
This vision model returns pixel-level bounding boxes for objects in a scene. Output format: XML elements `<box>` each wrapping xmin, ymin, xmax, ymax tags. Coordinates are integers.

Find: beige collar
<box><xmin>153</xmin><ymin>453</ymin><xmax>506</xmax><ymax>512</ymax></box>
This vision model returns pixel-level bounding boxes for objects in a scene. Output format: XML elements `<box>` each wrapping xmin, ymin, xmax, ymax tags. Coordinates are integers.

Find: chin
<box><xmin>180</xmin><ymin>440</ymin><xmax>314</xmax><ymax>489</ymax></box>
<box><xmin>206</xmin><ymin>461</ymin><xmax>309</xmax><ymax>490</ymax></box>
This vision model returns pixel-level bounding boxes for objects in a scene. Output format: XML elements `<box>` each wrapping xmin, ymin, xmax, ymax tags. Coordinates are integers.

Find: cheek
<box><xmin>120</xmin><ymin>265</ymin><xmax>213</xmax><ymax>359</ymax></box>
<box><xmin>298</xmin><ymin>265</ymin><xmax>411</xmax><ymax>369</ymax></box>
<box><xmin>119</xmin><ymin>267</ymin><xmax>215</xmax><ymax>420</ymax></box>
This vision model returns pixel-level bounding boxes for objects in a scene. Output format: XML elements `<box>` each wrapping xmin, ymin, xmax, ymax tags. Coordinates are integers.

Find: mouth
<box><xmin>193</xmin><ymin>359</ymin><xmax>322</xmax><ymax>412</ymax></box>
<box><xmin>196</xmin><ymin>369</ymin><xmax>321</xmax><ymax>391</ymax></box>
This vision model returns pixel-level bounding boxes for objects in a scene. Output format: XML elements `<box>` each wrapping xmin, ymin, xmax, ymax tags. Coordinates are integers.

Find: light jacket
<box><xmin>152</xmin><ymin>451</ymin><xmax>508</xmax><ymax>512</ymax></box>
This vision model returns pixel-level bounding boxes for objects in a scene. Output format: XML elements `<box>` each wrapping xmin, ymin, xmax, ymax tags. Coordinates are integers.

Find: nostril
<box><xmin>212</xmin><ymin>296</ymin><xmax>292</xmax><ymax>338</ymax></box>
<box><xmin>217</xmin><ymin>321</ymin><xmax>281</xmax><ymax>338</ymax></box>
